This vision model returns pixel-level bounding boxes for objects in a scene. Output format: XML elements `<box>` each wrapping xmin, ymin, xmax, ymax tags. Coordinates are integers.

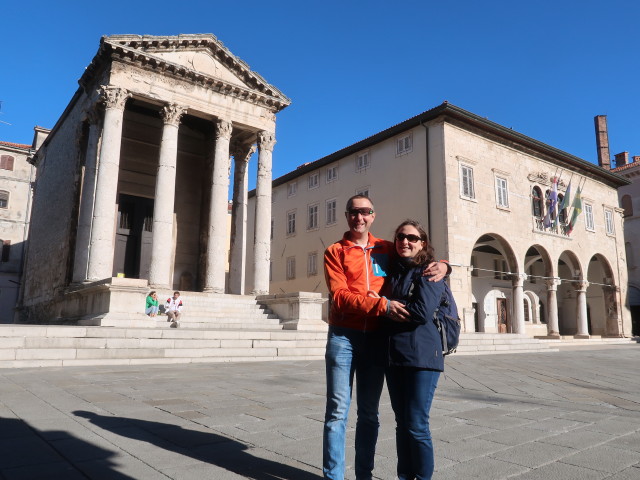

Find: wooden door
<box><xmin>497</xmin><ymin>298</ymin><xmax>508</xmax><ymax>333</ymax></box>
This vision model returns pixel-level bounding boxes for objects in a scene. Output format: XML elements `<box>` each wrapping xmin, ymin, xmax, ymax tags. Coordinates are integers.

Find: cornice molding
<box><xmin>80</xmin><ymin>35</ymin><xmax>291</xmax><ymax>113</ymax></box>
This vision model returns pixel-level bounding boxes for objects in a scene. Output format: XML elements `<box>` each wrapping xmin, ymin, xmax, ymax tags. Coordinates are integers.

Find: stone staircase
<box><xmin>455</xmin><ymin>333</ymin><xmax>558</xmax><ymax>355</ymax></box>
<box><xmin>152</xmin><ymin>291</ymin><xmax>282</xmax><ymax>330</ymax></box>
<box><xmin>0</xmin><ymin>325</ymin><xmax>328</xmax><ymax>368</ymax></box>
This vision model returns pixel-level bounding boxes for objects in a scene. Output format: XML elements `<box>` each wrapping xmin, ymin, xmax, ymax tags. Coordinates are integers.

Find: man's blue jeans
<box><xmin>323</xmin><ymin>326</ymin><xmax>385</xmax><ymax>480</ymax></box>
<box><xmin>386</xmin><ymin>367</ymin><xmax>440</xmax><ymax>480</ymax></box>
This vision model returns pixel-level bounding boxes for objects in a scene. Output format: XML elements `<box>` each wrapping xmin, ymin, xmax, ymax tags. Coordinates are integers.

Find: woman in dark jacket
<box><xmin>381</xmin><ymin>220</ymin><xmax>446</xmax><ymax>480</ymax></box>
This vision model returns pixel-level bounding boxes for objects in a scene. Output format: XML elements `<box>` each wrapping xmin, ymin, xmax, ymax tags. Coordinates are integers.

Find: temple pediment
<box><xmin>82</xmin><ymin>34</ymin><xmax>290</xmax><ymax>111</ymax></box>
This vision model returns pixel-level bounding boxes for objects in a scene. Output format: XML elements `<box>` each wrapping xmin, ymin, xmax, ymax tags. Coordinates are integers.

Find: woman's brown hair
<box><xmin>394</xmin><ymin>219</ymin><xmax>435</xmax><ymax>266</ymax></box>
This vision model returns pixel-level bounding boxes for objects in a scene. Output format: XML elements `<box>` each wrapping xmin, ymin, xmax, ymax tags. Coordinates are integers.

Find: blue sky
<box><xmin>1</xmin><ymin>0</ymin><xmax>638</xmax><ymax>186</ymax></box>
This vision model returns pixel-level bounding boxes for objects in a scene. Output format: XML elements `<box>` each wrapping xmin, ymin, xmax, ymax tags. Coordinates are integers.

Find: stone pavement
<box><xmin>1</xmin><ymin>345</ymin><xmax>639</xmax><ymax>479</ymax></box>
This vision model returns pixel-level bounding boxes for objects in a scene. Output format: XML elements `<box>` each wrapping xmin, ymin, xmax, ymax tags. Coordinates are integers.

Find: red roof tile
<box><xmin>0</xmin><ymin>140</ymin><xmax>31</xmax><ymax>150</ymax></box>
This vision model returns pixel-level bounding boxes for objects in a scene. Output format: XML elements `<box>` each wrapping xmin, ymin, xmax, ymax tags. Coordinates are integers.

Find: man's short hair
<box><xmin>346</xmin><ymin>195</ymin><xmax>375</xmax><ymax>212</ymax></box>
<box><xmin>173</xmin><ymin>291</ymin><xmax>180</xmax><ymax>296</ymax></box>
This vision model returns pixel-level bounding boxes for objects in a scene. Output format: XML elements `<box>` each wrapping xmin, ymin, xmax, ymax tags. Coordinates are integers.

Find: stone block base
<box><xmin>256</xmin><ymin>292</ymin><xmax>328</xmax><ymax>331</ymax></box>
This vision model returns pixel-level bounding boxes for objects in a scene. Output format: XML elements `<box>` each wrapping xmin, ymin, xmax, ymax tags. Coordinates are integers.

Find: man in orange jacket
<box><xmin>322</xmin><ymin>195</ymin><xmax>448</xmax><ymax>480</ymax></box>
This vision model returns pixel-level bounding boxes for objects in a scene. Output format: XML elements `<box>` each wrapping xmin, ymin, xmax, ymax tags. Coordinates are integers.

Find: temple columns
<box><xmin>204</xmin><ymin>119</ymin><xmax>233</xmax><ymax>293</ymax></box>
<box><xmin>148</xmin><ymin>104</ymin><xmax>186</xmax><ymax>288</ymax></box>
<box><xmin>545</xmin><ymin>277</ymin><xmax>561</xmax><ymax>337</ymax></box>
<box><xmin>228</xmin><ymin>143</ymin><xmax>255</xmax><ymax>294</ymax></box>
<box><xmin>72</xmin><ymin>110</ymin><xmax>102</xmax><ymax>282</ymax></box>
<box><xmin>86</xmin><ymin>86</ymin><xmax>130</xmax><ymax>281</ymax></box>
<box><xmin>252</xmin><ymin>131</ymin><xmax>275</xmax><ymax>295</ymax></box>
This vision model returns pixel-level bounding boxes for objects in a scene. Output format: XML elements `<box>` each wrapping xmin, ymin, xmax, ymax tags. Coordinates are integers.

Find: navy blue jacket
<box><xmin>381</xmin><ymin>260</ymin><xmax>446</xmax><ymax>371</ymax></box>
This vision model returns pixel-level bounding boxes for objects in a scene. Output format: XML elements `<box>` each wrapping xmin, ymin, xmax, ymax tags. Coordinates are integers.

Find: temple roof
<box><xmin>80</xmin><ymin>34</ymin><xmax>291</xmax><ymax>112</ymax></box>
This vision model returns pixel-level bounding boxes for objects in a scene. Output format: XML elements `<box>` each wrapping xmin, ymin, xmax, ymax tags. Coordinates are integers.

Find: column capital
<box><xmin>216</xmin><ymin>119</ymin><xmax>233</xmax><ymax>140</ymax></box>
<box><xmin>161</xmin><ymin>104</ymin><xmax>187</xmax><ymax>126</ymax></box>
<box><xmin>572</xmin><ymin>280</ymin><xmax>589</xmax><ymax>292</ymax></box>
<box><xmin>545</xmin><ymin>277</ymin><xmax>561</xmax><ymax>290</ymax></box>
<box><xmin>258</xmin><ymin>131</ymin><xmax>276</xmax><ymax>152</ymax></box>
<box><xmin>98</xmin><ymin>85</ymin><xmax>130</xmax><ymax>110</ymax></box>
<box><xmin>510</xmin><ymin>273</ymin><xmax>527</xmax><ymax>287</ymax></box>
<box><xmin>231</xmin><ymin>142</ymin><xmax>256</xmax><ymax>163</ymax></box>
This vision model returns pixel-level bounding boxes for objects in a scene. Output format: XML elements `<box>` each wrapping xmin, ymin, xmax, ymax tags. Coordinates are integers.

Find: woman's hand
<box><xmin>388</xmin><ymin>300</ymin><xmax>410</xmax><ymax>322</ymax></box>
<box><xmin>369</xmin><ymin>291</ymin><xmax>409</xmax><ymax>322</ymax></box>
<box><xmin>423</xmin><ymin>261</ymin><xmax>449</xmax><ymax>282</ymax></box>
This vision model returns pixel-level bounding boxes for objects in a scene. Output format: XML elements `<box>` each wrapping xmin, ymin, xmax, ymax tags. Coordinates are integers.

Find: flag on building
<box><xmin>567</xmin><ymin>186</ymin><xmax>583</xmax><ymax>234</ymax></box>
<box><xmin>543</xmin><ymin>176</ymin><xmax>559</xmax><ymax>229</ymax></box>
<box><xmin>553</xmin><ymin>180</ymin><xmax>571</xmax><ymax>228</ymax></box>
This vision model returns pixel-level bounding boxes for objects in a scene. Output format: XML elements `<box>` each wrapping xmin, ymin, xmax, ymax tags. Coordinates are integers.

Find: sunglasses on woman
<box><xmin>395</xmin><ymin>233</ymin><xmax>422</xmax><ymax>243</ymax></box>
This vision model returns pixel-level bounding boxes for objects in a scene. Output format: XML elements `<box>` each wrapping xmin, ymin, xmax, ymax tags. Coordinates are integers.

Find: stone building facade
<box><xmin>249</xmin><ymin>103</ymin><xmax>633</xmax><ymax>339</ymax></box>
<box><xmin>19</xmin><ymin>34</ymin><xmax>290</xmax><ymax>324</ymax></box>
<box><xmin>0</xmin><ymin>139</ymin><xmax>37</xmax><ymax>323</ymax></box>
<box><xmin>611</xmin><ymin>152</ymin><xmax>640</xmax><ymax>335</ymax></box>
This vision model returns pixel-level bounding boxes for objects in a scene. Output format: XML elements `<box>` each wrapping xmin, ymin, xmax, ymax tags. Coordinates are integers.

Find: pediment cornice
<box><xmin>80</xmin><ymin>34</ymin><xmax>290</xmax><ymax>112</ymax></box>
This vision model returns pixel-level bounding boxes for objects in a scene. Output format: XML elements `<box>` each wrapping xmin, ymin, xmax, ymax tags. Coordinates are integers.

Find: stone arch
<box><xmin>470</xmin><ymin>233</ymin><xmax>519</xmax><ymax>333</ymax></box>
<box><xmin>587</xmin><ymin>253</ymin><xmax>619</xmax><ymax>336</ymax></box>
<box><xmin>524</xmin><ymin>290</ymin><xmax>542</xmax><ymax>324</ymax></box>
<box><xmin>556</xmin><ymin>250</ymin><xmax>584</xmax><ymax>335</ymax></box>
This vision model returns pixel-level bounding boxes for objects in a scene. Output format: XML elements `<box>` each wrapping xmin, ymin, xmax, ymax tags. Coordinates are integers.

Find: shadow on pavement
<box><xmin>0</xmin><ymin>416</ymin><xmax>134</xmax><ymax>479</ymax></box>
<box><xmin>73</xmin><ymin>410</ymin><xmax>322</xmax><ymax>480</ymax></box>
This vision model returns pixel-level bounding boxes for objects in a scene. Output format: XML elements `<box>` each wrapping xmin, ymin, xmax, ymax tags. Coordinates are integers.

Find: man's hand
<box><xmin>388</xmin><ymin>300</ymin><xmax>410</xmax><ymax>322</ymax></box>
<box><xmin>423</xmin><ymin>261</ymin><xmax>449</xmax><ymax>282</ymax></box>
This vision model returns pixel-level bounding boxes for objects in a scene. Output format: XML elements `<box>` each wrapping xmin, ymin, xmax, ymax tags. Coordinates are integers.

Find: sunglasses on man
<box><xmin>395</xmin><ymin>233</ymin><xmax>422</xmax><ymax>243</ymax></box>
<box><xmin>346</xmin><ymin>208</ymin><xmax>374</xmax><ymax>217</ymax></box>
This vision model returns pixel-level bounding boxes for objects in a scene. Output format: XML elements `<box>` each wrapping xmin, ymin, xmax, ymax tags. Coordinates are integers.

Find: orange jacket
<box><xmin>324</xmin><ymin>232</ymin><xmax>394</xmax><ymax>331</ymax></box>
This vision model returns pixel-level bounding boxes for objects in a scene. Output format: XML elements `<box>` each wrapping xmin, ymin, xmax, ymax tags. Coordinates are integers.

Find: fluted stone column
<box><xmin>574</xmin><ymin>280</ymin><xmax>590</xmax><ymax>338</ymax></box>
<box><xmin>204</xmin><ymin>119</ymin><xmax>233</xmax><ymax>293</ymax></box>
<box><xmin>511</xmin><ymin>273</ymin><xmax>526</xmax><ymax>334</ymax></box>
<box><xmin>545</xmin><ymin>277</ymin><xmax>561</xmax><ymax>337</ymax></box>
<box><xmin>229</xmin><ymin>143</ymin><xmax>255</xmax><ymax>295</ymax></box>
<box><xmin>86</xmin><ymin>86</ymin><xmax>130</xmax><ymax>281</ymax></box>
<box><xmin>72</xmin><ymin>109</ymin><xmax>102</xmax><ymax>282</ymax></box>
<box><xmin>252</xmin><ymin>131</ymin><xmax>275</xmax><ymax>295</ymax></box>
<box><xmin>148</xmin><ymin>104</ymin><xmax>186</xmax><ymax>288</ymax></box>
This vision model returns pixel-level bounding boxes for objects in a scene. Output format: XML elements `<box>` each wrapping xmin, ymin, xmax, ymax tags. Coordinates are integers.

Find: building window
<box><xmin>460</xmin><ymin>165</ymin><xmax>475</xmax><ymax>199</ymax></box>
<box><xmin>584</xmin><ymin>203</ymin><xmax>595</xmax><ymax>231</ymax></box>
<box><xmin>326</xmin><ymin>166</ymin><xmax>338</xmax><ymax>183</ymax></box>
<box><xmin>356</xmin><ymin>151</ymin><xmax>370</xmax><ymax>171</ymax></box>
<box><xmin>308</xmin><ymin>172</ymin><xmax>319</xmax><ymax>190</ymax></box>
<box><xmin>287</xmin><ymin>182</ymin><xmax>297</xmax><ymax>197</ymax></box>
<box><xmin>326</xmin><ymin>199</ymin><xmax>337</xmax><ymax>225</ymax></box>
<box><xmin>355</xmin><ymin>187</ymin><xmax>370</xmax><ymax>197</ymax></box>
<box><xmin>1</xmin><ymin>241</ymin><xmax>9</xmax><ymax>263</ymax></box>
<box><xmin>269</xmin><ymin>261</ymin><xmax>273</xmax><ymax>281</ymax></box>
<box><xmin>626</xmin><ymin>242</ymin><xmax>635</xmax><ymax>269</ymax></box>
<box><xmin>604</xmin><ymin>209</ymin><xmax>615</xmax><ymax>235</ymax></box>
<box><xmin>621</xmin><ymin>195</ymin><xmax>633</xmax><ymax>217</ymax></box>
<box><xmin>532</xmin><ymin>186</ymin><xmax>543</xmax><ymax>218</ymax></box>
<box><xmin>557</xmin><ymin>194</ymin><xmax>568</xmax><ymax>224</ymax></box>
<box><xmin>270</xmin><ymin>217</ymin><xmax>274</xmax><ymax>240</ymax></box>
<box><xmin>0</xmin><ymin>155</ymin><xmax>14</xmax><ymax>171</ymax></box>
<box><xmin>307</xmin><ymin>252</ymin><xmax>318</xmax><ymax>276</ymax></box>
<box><xmin>396</xmin><ymin>134</ymin><xmax>412</xmax><ymax>156</ymax></box>
<box><xmin>286</xmin><ymin>256</ymin><xmax>296</xmax><ymax>280</ymax></box>
<box><xmin>308</xmin><ymin>204</ymin><xmax>319</xmax><ymax>230</ymax></box>
<box><xmin>495</xmin><ymin>177</ymin><xmax>509</xmax><ymax>208</ymax></box>
<box><xmin>0</xmin><ymin>191</ymin><xmax>8</xmax><ymax>209</ymax></box>
<box><xmin>494</xmin><ymin>259</ymin><xmax>509</xmax><ymax>280</ymax></box>
<box><xmin>286</xmin><ymin>210</ymin><xmax>296</xmax><ymax>235</ymax></box>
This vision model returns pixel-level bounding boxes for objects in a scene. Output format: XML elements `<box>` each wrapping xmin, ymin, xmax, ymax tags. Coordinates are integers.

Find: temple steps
<box><xmin>0</xmin><ymin>326</ymin><xmax>570</xmax><ymax>369</ymax></box>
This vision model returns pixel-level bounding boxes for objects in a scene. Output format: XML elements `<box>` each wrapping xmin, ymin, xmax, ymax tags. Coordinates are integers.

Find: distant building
<box><xmin>0</xmin><ymin>135</ymin><xmax>38</xmax><ymax>323</ymax></box>
<box><xmin>19</xmin><ymin>34</ymin><xmax>290</xmax><ymax>325</ymax></box>
<box><xmin>249</xmin><ymin>103</ymin><xmax>633</xmax><ymax>339</ymax></box>
<box><xmin>604</xmin><ymin>116</ymin><xmax>640</xmax><ymax>335</ymax></box>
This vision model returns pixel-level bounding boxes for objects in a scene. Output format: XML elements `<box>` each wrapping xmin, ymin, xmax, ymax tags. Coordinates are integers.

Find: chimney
<box><xmin>634</xmin><ymin>156</ymin><xmax>640</xmax><ymax>164</ymax></box>
<box><xmin>615</xmin><ymin>151</ymin><xmax>629</xmax><ymax>167</ymax></box>
<box><xmin>594</xmin><ymin>115</ymin><xmax>611</xmax><ymax>169</ymax></box>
